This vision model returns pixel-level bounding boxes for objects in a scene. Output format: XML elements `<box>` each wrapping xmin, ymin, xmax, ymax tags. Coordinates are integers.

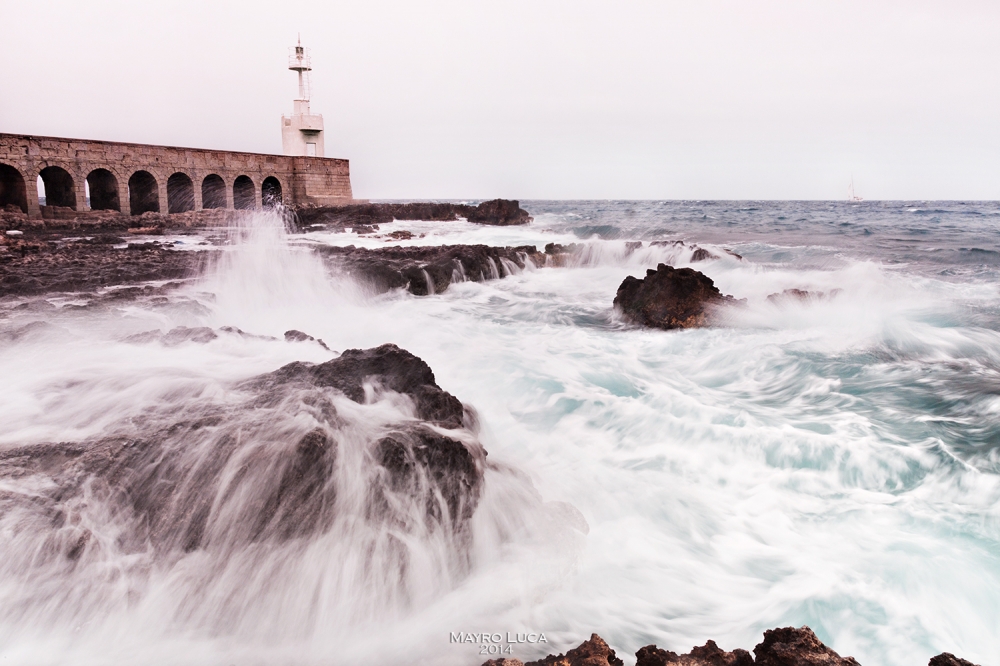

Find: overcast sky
<box><xmin>2</xmin><ymin>0</ymin><xmax>998</xmax><ymax>200</ymax></box>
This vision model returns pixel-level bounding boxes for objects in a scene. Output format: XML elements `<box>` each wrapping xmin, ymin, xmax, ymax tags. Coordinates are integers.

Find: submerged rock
<box><xmin>614</xmin><ymin>264</ymin><xmax>742</xmax><ymax>330</ymax></box>
<box><xmin>765</xmin><ymin>288</ymin><xmax>843</xmax><ymax>304</ymax></box>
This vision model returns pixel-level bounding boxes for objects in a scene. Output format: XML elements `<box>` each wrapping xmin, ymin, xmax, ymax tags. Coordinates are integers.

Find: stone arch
<box><xmin>0</xmin><ymin>163</ymin><xmax>28</xmax><ymax>214</ymax></box>
<box><xmin>262</xmin><ymin>176</ymin><xmax>282</xmax><ymax>207</ymax></box>
<box><xmin>233</xmin><ymin>175</ymin><xmax>255</xmax><ymax>210</ymax></box>
<box><xmin>86</xmin><ymin>169</ymin><xmax>120</xmax><ymax>211</ymax></box>
<box><xmin>167</xmin><ymin>172</ymin><xmax>195</xmax><ymax>214</ymax></box>
<box><xmin>38</xmin><ymin>166</ymin><xmax>76</xmax><ymax>208</ymax></box>
<box><xmin>201</xmin><ymin>174</ymin><xmax>226</xmax><ymax>209</ymax></box>
<box><xmin>128</xmin><ymin>170</ymin><xmax>160</xmax><ymax>215</ymax></box>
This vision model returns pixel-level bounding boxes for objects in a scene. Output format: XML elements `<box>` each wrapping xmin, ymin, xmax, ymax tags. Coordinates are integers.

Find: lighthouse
<box><xmin>281</xmin><ymin>37</ymin><xmax>325</xmax><ymax>157</ymax></box>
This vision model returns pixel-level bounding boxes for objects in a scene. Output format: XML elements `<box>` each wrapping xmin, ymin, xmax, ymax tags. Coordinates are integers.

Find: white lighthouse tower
<box><xmin>281</xmin><ymin>37</ymin><xmax>325</xmax><ymax>157</ymax></box>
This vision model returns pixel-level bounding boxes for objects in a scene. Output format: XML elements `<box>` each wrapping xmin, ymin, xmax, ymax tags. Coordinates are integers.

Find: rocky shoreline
<box><xmin>481</xmin><ymin>628</ymin><xmax>979</xmax><ymax>666</ymax></box>
<box><xmin>0</xmin><ymin>199</ymin><xmax>533</xmax><ymax>234</ymax></box>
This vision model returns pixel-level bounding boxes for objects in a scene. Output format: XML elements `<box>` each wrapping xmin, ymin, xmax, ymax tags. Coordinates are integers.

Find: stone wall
<box><xmin>0</xmin><ymin>133</ymin><xmax>354</xmax><ymax>219</ymax></box>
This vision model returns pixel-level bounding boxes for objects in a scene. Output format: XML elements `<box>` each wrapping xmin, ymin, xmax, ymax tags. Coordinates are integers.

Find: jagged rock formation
<box><xmin>319</xmin><ymin>243</ymin><xmax>549</xmax><ymax>295</ymax></box>
<box><xmin>752</xmin><ymin>627</ymin><xmax>859</xmax><ymax>666</ymax></box>
<box><xmin>636</xmin><ymin>639</ymin><xmax>753</xmax><ymax>666</ymax></box>
<box><xmin>614</xmin><ymin>264</ymin><xmax>742</xmax><ymax>330</ymax></box>
<box><xmin>482</xmin><ymin>634</ymin><xmax>624</xmax><ymax>666</ymax></box>
<box><xmin>0</xmin><ymin>344</ymin><xmax>485</xmax><ymax>559</ymax></box>
<box><xmin>482</xmin><ymin>627</ymin><xmax>980</xmax><ymax>666</ymax></box>
<box><xmin>296</xmin><ymin>199</ymin><xmax>533</xmax><ymax>228</ymax></box>
<box><xmin>0</xmin><ymin>233</ymin><xmax>201</xmax><ymax>297</ymax></box>
<box><xmin>928</xmin><ymin>654</ymin><xmax>980</xmax><ymax>666</ymax></box>
<box><xmin>0</xmin><ymin>233</ymin><xmax>563</xmax><ymax>299</ymax></box>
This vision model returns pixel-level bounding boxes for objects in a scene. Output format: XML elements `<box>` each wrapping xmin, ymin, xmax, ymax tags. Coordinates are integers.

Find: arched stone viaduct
<box><xmin>0</xmin><ymin>133</ymin><xmax>353</xmax><ymax>220</ymax></box>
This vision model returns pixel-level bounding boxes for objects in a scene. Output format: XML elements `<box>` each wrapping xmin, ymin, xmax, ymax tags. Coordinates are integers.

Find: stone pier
<box><xmin>0</xmin><ymin>133</ymin><xmax>354</xmax><ymax>220</ymax></box>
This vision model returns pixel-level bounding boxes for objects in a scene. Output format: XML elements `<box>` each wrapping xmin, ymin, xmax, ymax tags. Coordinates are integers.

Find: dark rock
<box><xmin>373</xmin><ymin>425</ymin><xmax>482</xmax><ymax>526</ymax></box>
<box><xmin>318</xmin><ymin>244</ymin><xmax>547</xmax><ymax>296</ymax></box>
<box><xmin>388</xmin><ymin>230</ymin><xmax>414</xmax><ymax>240</ymax></box>
<box><xmin>690</xmin><ymin>247</ymin><xmax>719</xmax><ymax>262</ymax></box>
<box><xmin>254</xmin><ymin>343</ymin><xmax>466</xmax><ymax>428</ymax></box>
<box><xmin>636</xmin><ymin>640</ymin><xmax>753</xmax><ymax>666</ymax></box>
<box><xmin>0</xmin><ymin>344</ymin><xmax>485</xmax><ymax>561</ymax></box>
<box><xmin>753</xmin><ymin>627</ymin><xmax>860</xmax><ymax>666</ymax></box>
<box><xmin>294</xmin><ymin>200</ymin><xmax>532</xmax><ymax>229</ymax></box>
<box><xmin>928</xmin><ymin>654</ymin><xmax>980</xmax><ymax>666</ymax></box>
<box><xmin>524</xmin><ymin>634</ymin><xmax>624</xmax><ymax>666</ymax></box>
<box><xmin>284</xmin><ymin>329</ymin><xmax>332</xmax><ymax>351</ymax></box>
<box><xmin>545</xmin><ymin>243</ymin><xmax>582</xmax><ymax>255</ymax></box>
<box><xmin>483</xmin><ymin>660</ymin><xmax>525</xmax><ymax>666</ymax></box>
<box><xmin>0</xmin><ymin>234</ymin><xmax>201</xmax><ymax>297</ymax></box>
<box><xmin>614</xmin><ymin>264</ymin><xmax>741</xmax><ymax>329</ymax></box>
<box><xmin>466</xmin><ymin>199</ymin><xmax>533</xmax><ymax>226</ymax></box>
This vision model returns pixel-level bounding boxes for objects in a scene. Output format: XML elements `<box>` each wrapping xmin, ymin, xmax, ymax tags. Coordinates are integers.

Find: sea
<box><xmin>1</xmin><ymin>200</ymin><xmax>998</xmax><ymax>665</ymax></box>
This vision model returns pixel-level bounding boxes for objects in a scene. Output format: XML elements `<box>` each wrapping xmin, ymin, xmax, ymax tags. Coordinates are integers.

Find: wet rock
<box><xmin>928</xmin><ymin>655</ymin><xmax>980</xmax><ymax>666</ymax></box>
<box><xmin>257</xmin><ymin>343</ymin><xmax>466</xmax><ymax>427</ymax></box>
<box><xmin>523</xmin><ymin>634</ymin><xmax>624</xmax><ymax>666</ymax></box>
<box><xmin>387</xmin><ymin>230</ymin><xmax>414</xmax><ymax>240</ymax></box>
<box><xmin>0</xmin><ymin>235</ymin><xmax>201</xmax><ymax>297</ymax></box>
<box><xmin>483</xmin><ymin>660</ymin><xmax>525</xmax><ymax>666</ymax></box>
<box><xmin>753</xmin><ymin>627</ymin><xmax>859</xmax><ymax>666</ymax></box>
<box><xmin>516</xmin><ymin>627</ymin><xmax>866</xmax><ymax>666</ymax></box>
<box><xmin>0</xmin><ymin>344</ymin><xmax>485</xmax><ymax>561</ymax></box>
<box><xmin>0</xmin><ymin>320</ymin><xmax>65</xmax><ymax>342</ymax></box>
<box><xmin>466</xmin><ymin>199</ymin><xmax>533</xmax><ymax>226</ymax></box>
<box><xmin>284</xmin><ymin>329</ymin><xmax>332</xmax><ymax>351</ymax></box>
<box><xmin>636</xmin><ymin>640</ymin><xmax>753</xmax><ymax>666</ymax></box>
<box><xmin>614</xmin><ymin>264</ymin><xmax>742</xmax><ymax>329</ymax></box>
<box><xmin>544</xmin><ymin>243</ymin><xmax>581</xmax><ymax>255</ymax></box>
<box><xmin>319</xmin><ymin>244</ymin><xmax>547</xmax><ymax>296</ymax></box>
<box><xmin>125</xmin><ymin>326</ymin><xmax>218</xmax><ymax>345</ymax></box>
<box><xmin>765</xmin><ymin>288</ymin><xmax>843</xmax><ymax>304</ymax></box>
<box><xmin>373</xmin><ymin>425</ymin><xmax>482</xmax><ymax>525</ymax></box>
<box><xmin>690</xmin><ymin>247</ymin><xmax>720</xmax><ymax>262</ymax></box>
<box><xmin>294</xmin><ymin>199</ymin><xmax>532</xmax><ymax>229</ymax></box>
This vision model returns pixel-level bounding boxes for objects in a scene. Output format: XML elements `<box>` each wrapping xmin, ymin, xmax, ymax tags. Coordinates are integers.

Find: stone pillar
<box><xmin>25</xmin><ymin>164</ymin><xmax>41</xmax><ymax>220</ymax></box>
<box><xmin>192</xmin><ymin>173</ymin><xmax>203</xmax><ymax>211</ymax></box>
<box><xmin>75</xmin><ymin>173</ymin><xmax>88</xmax><ymax>212</ymax></box>
<box><xmin>119</xmin><ymin>177</ymin><xmax>130</xmax><ymax>215</ymax></box>
<box><xmin>157</xmin><ymin>178</ymin><xmax>169</xmax><ymax>215</ymax></box>
<box><xmin>225</xmin><ymin>177</ymin><xmax>234</xmax><ymax>210</ymax></box>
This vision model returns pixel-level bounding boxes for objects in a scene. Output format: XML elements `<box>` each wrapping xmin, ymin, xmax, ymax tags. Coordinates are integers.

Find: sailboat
<box><xmin>848</xmin><ymin>177</ymin><xmax>864</xmax><ymax>202</ymax></box>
